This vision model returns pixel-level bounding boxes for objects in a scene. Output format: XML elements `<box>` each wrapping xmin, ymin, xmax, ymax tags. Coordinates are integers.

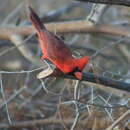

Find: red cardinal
<box><xmin>29</xmin><ymin>6</ymin><xmax>89</xmax><ymax>80</ymax></box>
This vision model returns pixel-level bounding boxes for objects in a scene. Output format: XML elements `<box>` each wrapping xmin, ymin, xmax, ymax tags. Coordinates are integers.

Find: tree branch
<box><xmin>0</xmin><ymin>116</ymin><xmax>111</xmax><ymax>129</ymax></box>
<box><xmin>10</xmin><ymin>34</ymin><xmax>43</xmax><ymax>66</ymax></box>
<box><xmin>38</xmin><ymin>68</ymin><xmax>130</xmax><ymax>92</ymax></box>
<box><xmin>76</xmin><ymin>0</ymin><xmax>130</xmax><ymax>7</ymax></box>
<box><xmin>0</xmin><ymin>20</ymin><xmax>130</xmax><ymax>41</ymax></box>
<box><xmin>60</xmin><ymin>72</ymin><xmax>130</xmax><ymax>92</ymax></box>
<box><xmin>106</xmin><ymin>109</ymin><xmax>130</xmax><ymax>130</ymax></box>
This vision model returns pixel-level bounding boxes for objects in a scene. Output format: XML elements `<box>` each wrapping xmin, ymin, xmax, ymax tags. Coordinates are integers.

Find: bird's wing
<box><xmin>41</xmin><ymin>31</ymin><xmax>73</xmax><ymax>62</ymax></box>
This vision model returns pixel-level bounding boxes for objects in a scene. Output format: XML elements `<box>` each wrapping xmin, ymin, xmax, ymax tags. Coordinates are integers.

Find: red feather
<box><xmin>29</xmin><ymin>6</ymin><xmax>89</xmax><ymax>80</ymax></box>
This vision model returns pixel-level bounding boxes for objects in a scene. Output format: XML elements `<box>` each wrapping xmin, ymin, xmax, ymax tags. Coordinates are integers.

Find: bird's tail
<box><xmin>28</xmin><ymin>6</ymin><xmax>46</xmax><ymax>31</ymax></box>
<box><xmin>75</xmin><ymin>56</ymin><xmax>89</xmax><ymax>71</ymax></box>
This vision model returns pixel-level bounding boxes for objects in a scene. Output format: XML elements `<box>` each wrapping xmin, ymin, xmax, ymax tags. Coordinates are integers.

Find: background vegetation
<box><xmin>0</xmin><ymin>0</ymin><xmax>130</xmax><ymax>129</ymax></box>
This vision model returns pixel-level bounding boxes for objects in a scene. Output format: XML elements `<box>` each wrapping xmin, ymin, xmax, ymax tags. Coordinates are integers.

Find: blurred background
<box><xmin>0</xmin><ymin>0</ymin><xmax>130</xmax><ymax>129</ymax></box>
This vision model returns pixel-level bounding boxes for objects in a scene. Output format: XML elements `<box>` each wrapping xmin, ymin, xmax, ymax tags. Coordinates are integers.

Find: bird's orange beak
<box><xmin>74</xmin><ymin>72</ymin><xmax>82</xmax><ymax>80</ymax></box>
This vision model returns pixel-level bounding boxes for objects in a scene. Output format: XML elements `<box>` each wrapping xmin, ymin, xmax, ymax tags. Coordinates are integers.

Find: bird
<box><xmin>29</xmin><ymin>6</ymin><xmax>89</xmax><ymax>80</ymax></box>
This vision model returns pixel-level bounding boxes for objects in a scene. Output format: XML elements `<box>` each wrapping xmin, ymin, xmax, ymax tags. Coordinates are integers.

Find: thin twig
<box><xmin>98</xmin><ymin>95</ymin><xmax>113</xmax><ymax>121</ymax></box>
<box><xmin>74</xmin><ymin>80</ymin><xmax>80</xmax><ymax>100</ymax></box>
<box><xmin>10</xmin><ymin>34</ymin><xmax>42</xmax><ymax>66</ymax></box>
<box><xmin>0</xmin><ymin>117</ymin><xmax>85</xmax><ymax>128</ymax></box>
<box><xmin>0</xmin><ymin>33</ymin><xmax>34</xmax><ymax>57</ymax></box>
<box><xmin>40</xmin><ymin>79</ymin><xmax>61</xmax><ymax>96</ymax></box>
<box><xmin>0</xmin><ymin>74</ymin><xmax>12</xmax><ymax>125</ymax></box>
<box><xmin>0</xmin><ymin>66</ymin><xmax>45</xmax><ymax>74</ymax></box>
<box><xmin>90</xmin><ymin>36</ymin><xmax>125</xmax><ymax>59</ymax></box>
<box><xmin>106</xmin><ymin>109</ymin><xmax>130</xmax><ymax>130</ymax></box>
<box><xmin>70</xmin><ymin>101</ymin><xmax>80</xmax><ymax>130</ymax></box>
<box><xmin>0</xmin><ymin>86</ymin><xmax>26</xmax><ymax>109</ymax></box>
<box><xmin>2</xmin><ymin>2</ymin><xmax>25</xmax><ymax>25</ymax></box>
<box><xmin>41</xmin><ymin>2</ymin><xmax>81</xmax><ymax>22</ymax></box>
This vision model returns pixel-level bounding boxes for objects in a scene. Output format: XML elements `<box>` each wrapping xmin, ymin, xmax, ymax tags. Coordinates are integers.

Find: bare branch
<box><xmin>0</xmin><ymin>117</ymin><xmax>86</xmax><ymax>128</ymax></box>
<box><xmin>2</xmin><ymin>2</ymin><xmax>24</xmax><ymax>25</ymax></box>
<box><xmin>76</xmin><ymin>0</ymin><xmax>130</xmax><ymax>7</ymax></box>
<box><xmin>106</xmin><ymin>109</ymin><xmax>130</xmax><ymax>130</ymax></box>
<box><xmin>37</xmin><ymin>67</ymin><xmax>130</xmax><ymax>92</ymax></box>
<box><xmin>59</xmin><ymin>72</ymin><xmax>130</xmax><ymax>92</ymax></box>
<box><xmin>41</xmin><ymin>2</ymin><xmax>80</xmax><ymax>22</ymax></box>
<box><xmin>10</xmin><ymin>34</ymin><xmax>43</xmax><ymax>66</ymax></box>
<box><xmin>0</xmin><ymin>21</ymin><xmax>130</xmax><ymax>41</ymax></box>
<box><xmin>86</xmin><ymin>4</ymin><xmax>108</xmax><ymax>24</ymax></box>
<box><xmin>0</xmin><ymin>74</ymin><xmax>12</xmax><ymax>124</ymax></box>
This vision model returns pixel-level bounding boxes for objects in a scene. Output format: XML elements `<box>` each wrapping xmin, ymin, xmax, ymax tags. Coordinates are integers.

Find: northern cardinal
<box><xmin>29</xmin><ymin>6</ymin><xmax>89</xmax><ymax>80</ymax></box>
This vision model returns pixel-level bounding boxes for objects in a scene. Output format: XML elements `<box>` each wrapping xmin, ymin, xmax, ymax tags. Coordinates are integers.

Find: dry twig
<box><xmin>106</xmin><ymin>109</ymin><xmax>130</xmax><ymax>130</ymax></box>
<box><xmin>0</xmin><ymin>21</ymin><xmax>130</xmax><ymax>41</ymax></box>
<box><xmin>76</xmin><ymin>0</ymin><xmax>130</xmax><ymax>6</ymax></box>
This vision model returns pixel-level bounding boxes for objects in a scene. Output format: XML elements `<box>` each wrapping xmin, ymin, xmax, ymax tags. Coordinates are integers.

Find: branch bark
<box><xmin>0</xmin><ymin>116</ymin><xmax>112</xmax><ymax>129</ymax></box>
<box><xmin>0</xmin><ymin>20</ymin><xmax>130</xmax><ymax>41</ymax></box>
<box><xmin>61</xmin><ymin>72</ymin><xmax>130</xmax><ymax>92</ymax></box>
<box><xmin>76</xmin><ymin>0</ymin><xmax>130</xmax><ymax>6</ymax></box>
<box><xmin>38</xmin><ymin>68</ymin><xmax>130</xmax><ymax>92</ymax></box>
